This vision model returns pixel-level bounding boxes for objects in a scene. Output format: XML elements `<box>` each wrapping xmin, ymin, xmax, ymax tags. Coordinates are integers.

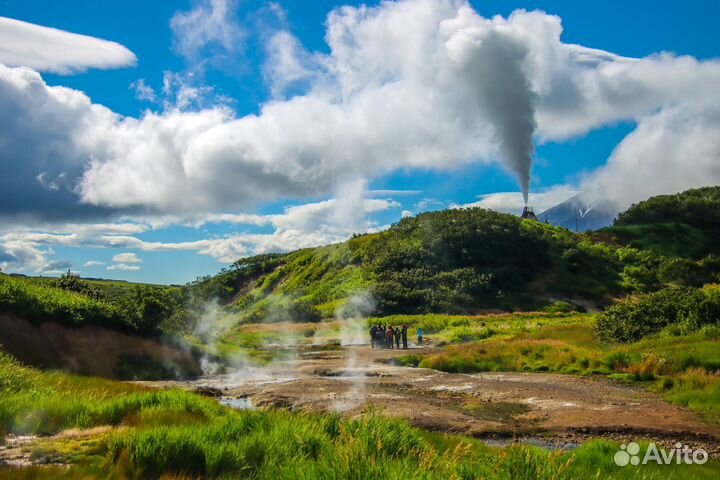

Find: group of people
<box><xmin>369</xmin><ymin>324</ymin><xmax>424</xmax><ymax>349</ymax></box>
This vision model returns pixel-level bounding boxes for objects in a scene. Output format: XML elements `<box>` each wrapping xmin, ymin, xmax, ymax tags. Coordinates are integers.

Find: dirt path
<box><xmin>144</xmin><ymin>345</ymin><xmax>720</xmax><ymax>453</ymax></box>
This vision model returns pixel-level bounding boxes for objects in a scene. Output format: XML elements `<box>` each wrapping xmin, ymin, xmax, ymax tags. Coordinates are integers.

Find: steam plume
<box><xmin>450</xmin><ymin>29</ymin><xmax>538</xmax><ymax>204</ymax></box>
<box><xmin>333</xmin><ymin>292</ymin><xmax>376</xmax><ymax>411</ymax></box>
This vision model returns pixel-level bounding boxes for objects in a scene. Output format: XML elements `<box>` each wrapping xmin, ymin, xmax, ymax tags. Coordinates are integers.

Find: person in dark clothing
<box><xmin>401</xmin><ymin>324</ymin><xmax>408</xmax><ymax>349</ymax></box>
<box><xmin>395</xmin><ymin>326</ymin><xmax>401</xmax><ymax>349</ymax></box>
<box><xmin>387</xmin><ymin>326</ymin><xmax>394</xmax><ymax>349</ymax></box>
<box><xmin>370</xmin><ymin>325</ymin><xmax>377</xmax><ymax>348</ymax></box>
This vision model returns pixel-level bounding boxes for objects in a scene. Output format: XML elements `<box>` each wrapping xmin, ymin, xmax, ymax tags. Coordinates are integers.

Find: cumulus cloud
<box><xmin>458</xmin><ymin>185</ymin><xmax>579</xmax><ymax>214</ymax></box>
<box><xmin>107</xmin><ymin>263</ymin><xmax>141</xmax><ymax>271</ymax></box>
<box><xmin>2</xmin><ymin>1</ymin><xmax>720</xmax><ymax>222</ymax></box>
<box><xmin>112</xmin><ymin>252</ymin><xmax>142</xmax><ymax>264</ymax></box>
<box><xmin>83</xmin><ymin>260</ymin><xmax>105</xmax><ymax>267</ymax></box>
<box><xmin>0</xmin><ymin>241</ymin><xmax>68</xmax><ymax>274</ymax></box>
<box><xmin>0</xmin><ymin>191</ymin><xmax>399</xmax><ymax>270</ymax></box>
<box><xmin>0</xmin><ymin>16</ymin><xmax>136</xmax><ymax>74</ymax></box>
<box><xmin>170</xmin><ymin>0</ymin><xmax>244</xmax><ymax>66</ymax></box>
<box><xmin>580</xmin><ymin>104</ymin><xmax>720</xmax><ymax>211</ymax></box>
<box><xmin>1</xmin><ymin>0</ymin><xmax>720</xmax><ymax>278</ymax></box>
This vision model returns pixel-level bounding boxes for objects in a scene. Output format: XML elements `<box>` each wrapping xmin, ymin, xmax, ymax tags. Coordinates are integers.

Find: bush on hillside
<box><xmin>118</xmin><ymin>286</ymin><xmax>189</xmax><ymax>335</ymax></box>
<box><xmin>595</xmin><ymin>284</ymin><xmax>720</xmax><ymax>342</ymax></box>
<box><xmin>53</xmin><ymin>270</ymin><xmax>103</xmax><ymax>300</ymax></box>
<box><xmin>0</xmin><ymin>274</ymin><xmax>125</xmax><ymax>329</ymax></box>
<box><xmin>615</xmin><ymin>186</ymin><xmax>720</xmax><ymax>229</ymax></box>
<box><xmin>0</xmin><ymin>274</ymin><xmax>188</xmax><ymax>336</ymax></box>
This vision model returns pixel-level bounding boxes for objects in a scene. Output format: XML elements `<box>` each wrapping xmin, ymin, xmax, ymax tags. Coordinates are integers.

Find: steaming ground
<box><xmin>138</xmin><ymin>322</ymin><xmax>720</xmax><ymax>454</ymax></box>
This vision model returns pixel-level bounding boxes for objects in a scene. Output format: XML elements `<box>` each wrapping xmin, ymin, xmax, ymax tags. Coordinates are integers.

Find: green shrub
<box><xmin>0</xmin><ymin>274</ymin><xmax>125</xmax><ymax>329</ymax></box>
<box><xmin>595</xmin><ymin>285</ymin><xmax>720</xmax><ymax>342</ymax></box>
<box><xmin>543</xmin><ymin>301</ymin><xmax>575</xmax><ymax>314</ymax></box>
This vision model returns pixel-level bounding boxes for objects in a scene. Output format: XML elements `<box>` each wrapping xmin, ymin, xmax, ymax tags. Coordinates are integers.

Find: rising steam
<box><xmin>449</xmin><ymin>28</ymin><xmax>538</xmax><ymax>204</ymax></box>
<box><xmin>333</xmin><ymin>292</ymin><xmax>376</xmax><ymax>411</ymax></box>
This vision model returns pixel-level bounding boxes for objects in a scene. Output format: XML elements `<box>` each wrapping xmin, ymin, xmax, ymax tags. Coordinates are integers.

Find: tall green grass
<box><xmin>2</xmin><ymin>351</ymin><xmax>719</xmax><ymax>479</ymax></box>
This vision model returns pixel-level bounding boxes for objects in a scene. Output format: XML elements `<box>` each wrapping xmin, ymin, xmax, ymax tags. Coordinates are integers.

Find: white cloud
<box><xmin>580</xmin><ymin>104</ymin><xmax>720</xmax><ymax>212</ymax></box>
<box><xmin>264</xmin><ymin>30</ymin><xmax>318</xmax><ymax>98</ymax></box>
<box><xmin>458</xmin><ymin>186</ymin><xmax>579</xmax><ymax>214</ymax></box>
<box><xmin>112</xmin><ymin>252</ymin><xmax>142</xmax><ymax>264</ymax></box>
<box><xmin>83</xmin><ymin>260</ymin><xmax>105</xmax><ymax>267</ymax></box>
<box><xmin>0</xmin><ymin>16</ymin><xmax>136</xmax><ymax>74</ymax></box>
<box><xmin>108</xmin><ymin>191</ymin><xmax>400</xmax><ymax>263</ymax></box>
<box><xmin>170</xmin><ymin>0</ymin><xmax>244</xmax><ymax>65</ymax></box>
<box><xmin>0</xmin><ymin>189</ymin><xmax>400</xmax><ymax>269</ymax></box>
<box><xmin>2</xmin><ymin>2</ymin><xmax>720</xmax><ymax>221</ymax></box>
<box><xmin>415</xmin><ymin>198</ymin><xmax>447</xmax><ymax>213</ymax></box>
<box><xmin>130</xmin><ymin>79</ymin><xmax>157</xmax><ymax>103</ymax></box>
<box><xmin>107</xmin><ymin>263</ymin><xmax>141</xmax><ymax>271</ymax></box>
<box><xmin>0</xmin><ymin>0</ymin><xmax>719</xmax><ymax>278</ymax></box>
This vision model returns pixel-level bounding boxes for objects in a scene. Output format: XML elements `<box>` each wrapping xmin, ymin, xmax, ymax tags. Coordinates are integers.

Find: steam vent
<box><xmin>520</xmin><ymin>206</ymin><xmax>538</xmax><ymax>221</ymax></box>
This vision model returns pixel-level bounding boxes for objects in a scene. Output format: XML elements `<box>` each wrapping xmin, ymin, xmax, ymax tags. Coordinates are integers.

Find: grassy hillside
<box><xmin>0</xmin><ymin>273</ymin><xmax>188</xmax><ymax>335</ymax></box>
<box><xmin>190</xmin><ymin>208</ymin><xmax>623</xmax><ymax>325</ymax></box>
<box><xmin>25</xmin><ymin>275</ymin><xmax>172</xmax><ymax>301</ymax></box>
<box><xmin>2</xmin><ymin>186</ymin><xmax>719</xmax><ymax>347</ymax></box>
<box><xmin>603</xmin><ymin>186</ymin><xmax>720</xmax><ymax>258</ymax></box>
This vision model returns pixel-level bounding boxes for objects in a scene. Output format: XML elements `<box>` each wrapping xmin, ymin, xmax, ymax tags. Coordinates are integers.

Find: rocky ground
<box><xmin>148</xmin><ymin>345</ymin><xmax>720</xmax><ymax>455</ymax></box>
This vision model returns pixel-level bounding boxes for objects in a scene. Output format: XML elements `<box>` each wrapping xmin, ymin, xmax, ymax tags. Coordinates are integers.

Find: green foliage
<box><xmin>52</xmin><ymin>271</ymin><xmax>103</xmax><ymax>300</ymax></box>
<box><xmin>595</xmin><ymin>284</ymin><xmax>720</xmax><ymax>343</ymax></box>
<box><xmin>0</xmin><ymin>273</ymin><xmax>126</xmax><ymax>330</ymax></box>
<box><xmin>113</xmin><ymin>354</ymin><xmax>181</xmax><ymax>381</ymax></box>
<box><xmin>117</xmin><ymin>285</ymin><xmax>189</xmax><ymax>334</ymax></box>
<box><xmin>191</xmin><ymin>206</ymin><xmax>626</xmax><ymax>323</ymax></box>
<box><xmin>616</xmin><ymin>186</ymin><xmax>720</xmax><ymax>230</ymax></box>
<box><xmin>0</xmin><ymin>274</ymin><xmax>189</xmax><ymax>336</ymax></box>
<box><xmin>610</xmin><ymin>186</ymin><xmax>720</xmax><ymax>259</ymax></box>
<box><xmin>542</xmin><ymin>301</ymin><xmax>575</xmax><ymax>314</ymax></box>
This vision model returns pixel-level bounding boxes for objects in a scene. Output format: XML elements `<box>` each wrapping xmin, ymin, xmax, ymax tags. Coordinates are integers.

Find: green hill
<box><xmin>190</xmin><ymin>207</ymin><xmax>622</xmax><ymax>322</ymax></box>
<box><xmin>3</xmin><ymin>187</ymin><xmax>719</xmax><ymax>335</ymax></box>
<box><xmin>603</xmin><ymin>186</ymin><xmax>720</xmax><ymax>258</ymax></box>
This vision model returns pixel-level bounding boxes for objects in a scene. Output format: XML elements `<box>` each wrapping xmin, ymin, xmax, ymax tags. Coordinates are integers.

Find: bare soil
<box><xmin>144</xmin><ymin>345</ymin><xmax>720</xmax><ymax>454</ymax></box>
<box><xmin>0</xmin><ymin>314</ymin><xmax>201</xmax><ymax>378</ymax></box>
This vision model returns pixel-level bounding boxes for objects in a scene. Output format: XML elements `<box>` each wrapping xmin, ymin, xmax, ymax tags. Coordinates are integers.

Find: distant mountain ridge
<box><xmin>538</xmin><ymin>193</ymin><xmax>618</xmax><ymax>231</ymax></box>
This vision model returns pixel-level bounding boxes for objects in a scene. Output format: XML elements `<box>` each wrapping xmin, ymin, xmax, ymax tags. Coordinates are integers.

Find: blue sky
<box><xmin>0</xmin><ymin>0</ymin><xmax>718</xmax><ymax>284</ymax></box>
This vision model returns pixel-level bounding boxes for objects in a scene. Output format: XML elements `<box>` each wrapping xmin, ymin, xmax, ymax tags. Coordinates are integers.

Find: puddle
<box><xmin>480</xmin><ymin>437</ymin><xmax>579</xmax><ymax>451</ymax></box>
<box><xmin>526</xmin><ymin>397</ymin><xmax>579</xmax><ymax>408</ymax></box>
<box><xmin>463</xmin><ymin>401</ymin><xmax>531</xmax><ymax>421</ymax></box>
<box><xmin>430</xmin><ymin>383</ymin><xmax>474</xmax><ymax>392</ymax></box>
<box><xmin>219</xmin><ymin>397</ymin><xmax>255</xmax><ymax>410</ymax></box>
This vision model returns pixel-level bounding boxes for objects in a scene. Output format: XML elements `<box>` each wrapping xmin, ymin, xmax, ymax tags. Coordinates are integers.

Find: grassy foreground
<box><xmin>1</xmin><ymin>351</ymin><xmax>717</xmax><ymax>479</ymax></box>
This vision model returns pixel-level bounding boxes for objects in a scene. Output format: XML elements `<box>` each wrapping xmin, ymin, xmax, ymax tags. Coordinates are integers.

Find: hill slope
<box><xmin>191</xmin><ymin>207</ymin><xmax>622</xmax><ymax>321</ymax></box>
<box><xmin>602</xmin><ymin>186</ymin><xmax>720</xmax><ymax>258</ymax></box>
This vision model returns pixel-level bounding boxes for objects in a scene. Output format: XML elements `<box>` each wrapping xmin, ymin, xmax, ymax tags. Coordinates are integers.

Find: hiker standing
<box><xmin>370</xmin><ymin>325</ymin><xmax>377</xmax><ymax>348</ymax></box>
<box><xmin>395</xmin><ymin>326</ymin><xmax>401</xmax><ymax>349</ymax></box>
<box><xmin>401</xmin><ymin>324</ymin><xmax>408</xmax><ymax>349</ymax></box>
<box><xmin>417</xmin><ymin>327</ymin><xmax>424</xmax><ymax>346</ymax></box>
<box><xmin>387</xmin><ymin>326</ymin><xmax>394</xmax><ymax>349</ymax></box>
